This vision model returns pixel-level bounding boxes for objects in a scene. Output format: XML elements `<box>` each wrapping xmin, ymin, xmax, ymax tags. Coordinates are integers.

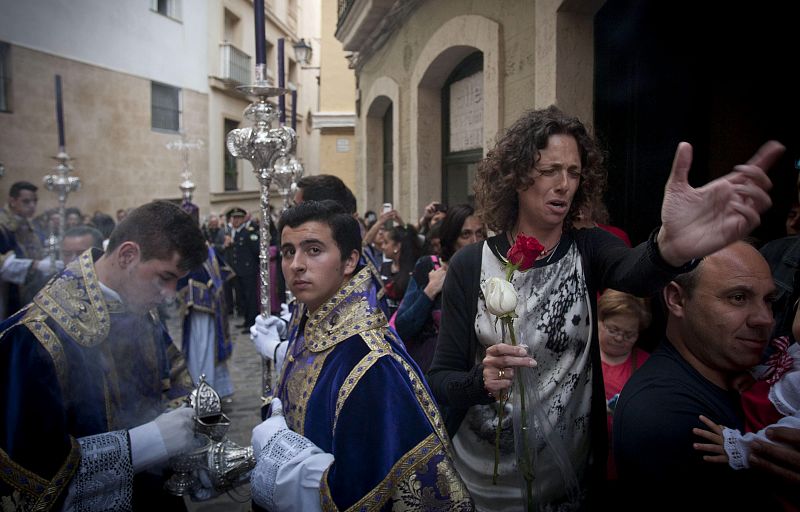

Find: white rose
<box><xmin>482</xmin><ymin>277</ymin><xmax>518</xmax><ymax>317</ymax></box>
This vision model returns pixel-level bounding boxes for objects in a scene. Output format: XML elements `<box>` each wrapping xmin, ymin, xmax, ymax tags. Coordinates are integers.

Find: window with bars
<box><xmin>0</xmin><ymin>42</ymin><xmax>10</xmax><ymax>113</ymax></box>
<box><xmin>151</xmin><ymin>82</ymin><xmax>181</xmax><ymax>132</ymax></box>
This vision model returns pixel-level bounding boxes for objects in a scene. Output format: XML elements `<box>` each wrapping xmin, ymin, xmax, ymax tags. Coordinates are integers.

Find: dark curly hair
<box><xmin>475</xmin><ymin>105</ymin><xmax>606</xmax><ymax>233</ymax></box>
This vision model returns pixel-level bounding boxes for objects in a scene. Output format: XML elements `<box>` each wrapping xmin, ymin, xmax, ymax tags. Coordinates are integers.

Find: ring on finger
<box><xmin>498</xmin><ymin>368</ymin><xmax>506</xmax><ymax>380</ymax></box>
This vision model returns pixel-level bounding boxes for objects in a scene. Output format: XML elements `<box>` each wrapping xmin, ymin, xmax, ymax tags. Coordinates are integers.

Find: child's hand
<box><xmin>692</xmin><ymin>415</ymin><xmax>729</xmax><ymax>464</ymax></box>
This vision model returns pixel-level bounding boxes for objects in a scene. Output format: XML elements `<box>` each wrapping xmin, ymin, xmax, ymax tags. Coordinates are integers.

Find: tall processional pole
<box><xmin>226</xmin><ymin>0</ymin><xmax>295</xmax><ymax>400</ymax></box>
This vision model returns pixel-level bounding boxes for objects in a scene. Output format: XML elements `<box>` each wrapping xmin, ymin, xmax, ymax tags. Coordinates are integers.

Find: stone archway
<box><xmin>361</xmin><ymin>76</ymin><xmax>400</xmax><ymax>215</ymax></box>
<box><xmin>409</xmin><ymin>14</ymin><xmax>501</xmax><ymax>219</ymax></box>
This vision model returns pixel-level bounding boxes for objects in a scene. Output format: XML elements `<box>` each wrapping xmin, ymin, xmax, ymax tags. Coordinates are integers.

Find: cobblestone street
<box><xmin>164</xmin><ymin>308</ymin><xmax>265</xmax><ymax>511</ymax></box>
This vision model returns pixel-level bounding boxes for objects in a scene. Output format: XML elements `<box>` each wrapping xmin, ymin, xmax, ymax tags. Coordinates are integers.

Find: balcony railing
<box><xmin>335</xmin><ymin>0</ymin><xmax>396</xmax><ymax>53</ymax></box>
<box><xmin>220</xmin><ymin>42</ymin><xmax>251</xmax><ymax>85</ymax></box>
<box><xmin>337</xmin><ymin>0</ymin><xmax>355</xmax><ymax>29</ymax></box>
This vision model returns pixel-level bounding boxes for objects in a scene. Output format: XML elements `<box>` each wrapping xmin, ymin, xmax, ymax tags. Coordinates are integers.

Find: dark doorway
<box><xmin>224</xmin><ymin>118</ymin><xmax>239</xmax><ymax>190</ymax></box>
<box><xmin>383</xmin><ymin>104</ymin><xmax>393</xmax><ymax>203</ymax></box>
<box><xmin>594</xmin><ymin>0</ymin><xmax>797</xmax><ymax>245</ymax></box>
<box><xmin>442</xmin><ymin>51</ymin><xmax>484</xmax><ymax>207</ymax></box>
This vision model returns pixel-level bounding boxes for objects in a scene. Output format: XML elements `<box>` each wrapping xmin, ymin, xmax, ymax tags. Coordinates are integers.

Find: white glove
<box><xmin>156</xmin><ymin>406</ymin><xmax>196</xmax><ymax>458</ymax></box>
<box><xmin>250</xmin><ymin>315</ymin><xmax>287</xmax><ymax>359</ymax></box>
<box><xmin>252</xmin><ymin>398</ymin><xmax>287</xmax><ymax>455</ymax></box>
<box><xmin>36</xmin><ymin>258</ymin><xmax>65</xmax><ymax>275</ymax></box>
<box><xmin>250</xmin><ymin>399</ymin><xmax>333</xmax><ymax>511</ymax></box>
<box><xmin>129</xmin><ymin>406</ymin><xmax>195</xmax><ymax>472</ymax></box>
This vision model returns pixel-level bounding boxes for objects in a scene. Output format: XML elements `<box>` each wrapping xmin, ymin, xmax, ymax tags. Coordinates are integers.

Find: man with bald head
<box><xmin>613</xmin><ymin>241</ymin><xmax>785</xmax><ymax>509</ymax></box>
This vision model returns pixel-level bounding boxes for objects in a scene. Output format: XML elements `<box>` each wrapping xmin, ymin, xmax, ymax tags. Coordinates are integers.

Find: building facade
<box><xmin>336</xmin><ymin>0</ymin><xmax>798</xmax><ymax>243</ymax></box>
<box><xmin>0</xmin><ymin>0</ymin><xmax>318</xmax><ymax>221</ymax></box>
<box><xmin>207</xmin><ymin>0</ymin><xmax>319</xmax><ymax>217</ymax></box>
<box><xmin>336</xmin><ymin>0</ymin><xmax>598</xmax><ymax>223</ymax></box>
<box><xmin>311</xmin><ymin>0</ymin><xmax>357</xmax><ymax>199</ymax></box>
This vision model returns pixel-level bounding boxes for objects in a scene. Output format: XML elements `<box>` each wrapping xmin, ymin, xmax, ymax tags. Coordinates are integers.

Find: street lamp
<box><xmin>293</xmin><ymin>38</ymin><xmax>321</xmax><ymax>71</ymax></box>
<box><xmin>293</xmin><ymin>38</ymin><xmax>313</xmax><ymax>66</ymax></box>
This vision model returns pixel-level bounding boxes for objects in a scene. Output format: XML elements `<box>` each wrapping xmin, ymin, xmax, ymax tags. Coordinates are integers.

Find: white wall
<box><xmin>0</xmin><ymin>0</ymin><xmax>209</xmax><ymax>92</ymax></box>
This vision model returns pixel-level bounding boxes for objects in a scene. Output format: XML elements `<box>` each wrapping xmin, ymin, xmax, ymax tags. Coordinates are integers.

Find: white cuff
<box><xmin>128</xmin><ymin>421</ymin><xmax>169</xmax><ymax>472</ymax></box>
<box><xmin>723</xmin><ymin>427</ymin><xmax>751</xmax><ymax>470</ymax></box>
<box><xmin>0</xmin><ymin>253</ymin><xmax>33</xmax><ymax>285</ymax></box>
<box><xmin>274</xmin><ymin>450</ymin><xmax>332</xmax><ymax>512</ymax></box>
<box><xmin>251</xmin><ymin>429</ymin><xmax>332</xmax><ymax>512</ymax></box>
<box><xmin>62</xmin><ymin>431</ymin><xmax>134</xmax><ymax>511</ymax></box>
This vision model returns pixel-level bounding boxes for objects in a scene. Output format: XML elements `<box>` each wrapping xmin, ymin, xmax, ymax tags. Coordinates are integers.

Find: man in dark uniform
<box><xmin>227</xmin><ymin>207</ymin><xmax>259</xmax><ymax>333</ymax></box>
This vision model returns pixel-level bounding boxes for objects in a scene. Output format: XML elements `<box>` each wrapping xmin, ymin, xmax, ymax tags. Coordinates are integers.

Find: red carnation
<box><xmin>506</xmin><ymin>234</ymin><xmax>544</xmax><ymax>271</ymax></box>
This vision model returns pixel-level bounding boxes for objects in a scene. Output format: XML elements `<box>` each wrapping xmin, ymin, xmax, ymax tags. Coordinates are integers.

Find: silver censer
<box><xmin>165</xmin><ymin>376</ymin><xmax>255</xmax><ymax>497</ymax></box>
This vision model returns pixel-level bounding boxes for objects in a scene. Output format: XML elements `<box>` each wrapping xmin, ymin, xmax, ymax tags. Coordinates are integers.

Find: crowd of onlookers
<box><xmin>2</xmin><ymin>131</ymin><xmax>799</xmax><ymax>510</ymax></box>
<box><xmin>29</xmin><ymin>203</ymin><xmax>129</xmax><ymax>252</ymax></box>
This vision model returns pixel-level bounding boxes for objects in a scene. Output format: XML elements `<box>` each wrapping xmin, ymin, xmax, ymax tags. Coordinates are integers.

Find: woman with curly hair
<box><xmin>427</xmin><ymin>105</ymin><xmax>783</xmax><ymax>510</ymax></box>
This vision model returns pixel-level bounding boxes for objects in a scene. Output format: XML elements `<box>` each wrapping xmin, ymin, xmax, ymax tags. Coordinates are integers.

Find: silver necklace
<box><xmin>542</xmin><ymin>238</ymin><xmax>561</xmax><ymax>263</ymax></box>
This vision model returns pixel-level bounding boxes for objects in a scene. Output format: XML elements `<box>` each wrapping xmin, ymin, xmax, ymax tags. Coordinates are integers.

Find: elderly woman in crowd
<box><xmin>597</xmin><ymin>289</ymin><xmax>651</xmax><ymax>480</ymax></box>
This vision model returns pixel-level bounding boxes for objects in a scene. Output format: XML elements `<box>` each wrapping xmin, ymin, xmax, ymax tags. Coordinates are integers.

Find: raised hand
<box><xmin>423</xmin><ymin>266</ymin><xmax>447</xmax><ymax>299</ymax></box>
<box><xmin>657</xmin><ymin>140</ymin><xmax>785</xmax><ymax>266</ymax></box>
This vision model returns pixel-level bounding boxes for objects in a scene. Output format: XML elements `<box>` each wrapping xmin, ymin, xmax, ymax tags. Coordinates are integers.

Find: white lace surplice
<box><xmin>452</xmin><ymin>241</ymin><xmax>593</xmax><ymax>511</ymax></box>
<box><xmin>63</xmin><ymin>431</ymin><xmax>134</xmax><ymax>511</ymax></box>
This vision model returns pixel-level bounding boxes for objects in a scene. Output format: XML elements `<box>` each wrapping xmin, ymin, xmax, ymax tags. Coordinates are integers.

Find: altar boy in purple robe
<box><xmin>249</xmin><ymin>200</ymin><xmax>473</xmax><ymax>511</ymax></box>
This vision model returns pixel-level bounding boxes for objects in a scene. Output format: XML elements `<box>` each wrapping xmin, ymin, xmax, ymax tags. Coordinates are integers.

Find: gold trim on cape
<box><xmin>303</xmin><ymin>266</ymin><xmax>387</xmax><ymax>353</ymax></box>
<box><xmin>0</xmin><ymin>437</ymin><xmax>80</xmax><ymax>511</ymax></box>
<box><xmin>322</xmin><ymin>434</ymin><xmax>440</xmax><ymax>512</ymax></box>
<box><xmin>32</xmin><ymin>250</ymin><xmax>116</xmax><ymax>348</ymax></box>
<box><xmin>23</xmin><ymin>313</ymin><xmax>69</xmax><ymax>395</ymax></box>
<box><xmin>282</xmin><ymin>348</ymin><xmax>331</xmax><ymax>436</ymax></box>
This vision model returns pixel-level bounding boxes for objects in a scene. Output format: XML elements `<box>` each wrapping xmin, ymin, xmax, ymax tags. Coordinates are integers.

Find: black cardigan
<box><xmin>426</xmin><ymin>227</ymin><xmax>693</xmax><ymax>496</ymax></box>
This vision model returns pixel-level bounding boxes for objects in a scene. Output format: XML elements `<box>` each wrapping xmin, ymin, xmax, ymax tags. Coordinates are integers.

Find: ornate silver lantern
<box><xmin>43</xmin><ymin>151</ymin><xmax>80</xmax><ymax>260</ymax></box>
<box><xmin>166</xmin><ymin>135</ymin><xmax>204</xmax><ymax>204</ymax></box>
<box><xmin>226</xmin><ymin>65</ymin><xmax>295</xmax><ymax>400</ymax></box>
<box><xmin>272</xmin><ymin>154</ymin><xmax>304</xmax><ymax>211</ymax></box>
